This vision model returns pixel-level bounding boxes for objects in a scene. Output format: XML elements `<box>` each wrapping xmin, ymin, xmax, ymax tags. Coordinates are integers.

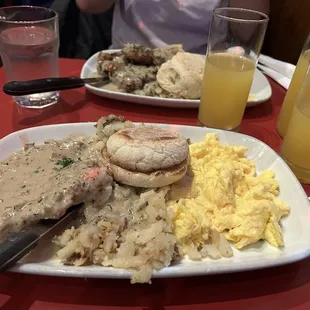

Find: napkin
<box><xmin>257</xmin><ymin>63</ymin><xmax>292</xmax><ymax>89</ymax></box>
<box><xmin>258</xmin><ymin>54</ymin><xmax>296</xmax><ymax>90</ymax></box>
<box><xmin>227</xmin><ymin>47</ymin><xmax>296</xmax><ymax>89</ymax></box>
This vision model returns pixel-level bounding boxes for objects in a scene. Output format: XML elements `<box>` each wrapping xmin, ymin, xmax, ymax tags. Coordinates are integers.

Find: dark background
<box><xmin>262</xmin><ymin>0</ymin><xmax>310</xmax><ymax>64</ymax></box>
<box><xmin>0</xmin><ymin>0</ymin><xmax>310</xmax><ymax>64</ymax></box>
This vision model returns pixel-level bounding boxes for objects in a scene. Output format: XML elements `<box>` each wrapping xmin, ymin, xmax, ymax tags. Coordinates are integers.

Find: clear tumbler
<box><xmin>0</xmin><ymin>6</ymin><xmax>60</xmax><ymax>108</ymax></box>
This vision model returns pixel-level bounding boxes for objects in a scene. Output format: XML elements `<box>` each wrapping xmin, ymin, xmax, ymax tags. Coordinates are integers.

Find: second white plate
<box><xmin>81</xmin><ymin>50</ymin><xmax>272</xmax><ymax>109</ymax></box>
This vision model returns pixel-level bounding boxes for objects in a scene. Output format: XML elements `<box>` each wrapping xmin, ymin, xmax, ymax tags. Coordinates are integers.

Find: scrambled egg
<box><xmin>168</xmin><ymin>134</ymin><xmax>290</xmax><ymax>253</ymax></box>
<box><xmin>248</xmin><ymin>94</ymin><xmax>256</xmax><ymax>101</ymax></box>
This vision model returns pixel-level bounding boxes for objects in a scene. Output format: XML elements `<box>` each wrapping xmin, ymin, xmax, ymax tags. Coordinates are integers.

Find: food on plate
<box><xmin>157</xmin><ymin>52</ymin><xmax>204</xmax><ymax>99</ymax></box>
<box><xmin>96</xmin><ymin>43</ymin><xmax>207</xmax><ymax>99</ymax></box>
<box><xmin>0</xmin><ymin>115</ymin><xmax>290</xmax><ymax>284</ymax></box>
<box><xmin>97</xmin><ymin>51</ymin><xmax>125</xmax><ymax>76</ymax></box>
<box><xmin>248</xmin><ymin>94</ymin><xmax>256</xmax><ymax>101</ymax></box>
<box><xmin>168</xmin><ymin>133</ymin><xmax>290</xmax><ymax>254</ymax></box>
<box><xmin>54</xmin><ymin>116</ymin><xmax>231</xmax><ymax>283</ymax></box>
<box><xmin>97</xmin><ymin>47</ymin><xmax>159</xmax><ymax>92</ymax></box>
<box><xmin>54</xmin><ymin>185</ymin><xmax>176</xmax><ymax>284</ymax></box>
<box><xmin>0</xmin><ymin>136</ymin><xmax>113</xmax><ymax>235</ymax></box>
<box><xmin>122</xmin><ymin>44</ymin><xmax>154</xmax><ymax>65</ymax></box>
<box><xmin>102</xmin><ymin>125</ymin><xmax>189</xmax><ymax>187</ymax></box>
<box><xmin>153</xmin><ymin>44</ymin><xmax>184</xmax><ymax>66</ymax></box>
<box><xmin>113</xmin><ymin>43</ymin><xmax>183</xmax><ymax>67</ymax></box>
<box><xmin>94</xmin><ymin>44</ymin><xmax>256</xmax><ymax>102</ymax></box>
<box><xmin>111</xmin><ymin>65</ymin><xmax>158</xmax><ymax>93</ymax></box>
<box><xmin>95</xmin><ymin>114</ymin><xmax>135</xmax><ymax>143</ymax></box>
<box><xmin>133</xmin><ymin>81</ymin><xmax>179</xmax><ymax>98</ymax></box>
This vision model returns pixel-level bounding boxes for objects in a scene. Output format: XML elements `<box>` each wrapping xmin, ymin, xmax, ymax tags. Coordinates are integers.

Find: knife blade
<box><xmin>2</xmin><ymin>75</ymin><xmax>110</xmax><ymax>96</ymax></box>
<box><xmin>0</xmin><ymin>206</ymin><xmax>80</xmax><ymax>272</ymax></box>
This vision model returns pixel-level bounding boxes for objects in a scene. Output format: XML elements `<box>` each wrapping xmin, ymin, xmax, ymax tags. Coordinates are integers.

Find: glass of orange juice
<box><xmin>280</xmin><ymin>64</ymin><xmax>310</xmax><ymax>184</ymax></box>
<box><xmin>198</xmin><ymin>8</ymin><xmax>269</xmax><ymax>131</ymax></box>
<box><xmin>277</xmin><ymin>34</ymin><xmax>310</xmax><ymax>138</ymax></box>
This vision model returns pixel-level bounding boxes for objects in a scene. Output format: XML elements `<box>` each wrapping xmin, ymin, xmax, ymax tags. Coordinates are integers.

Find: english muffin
<box><xmin>103</xmin><ymin>125</ymin><xmax>189</xmax><ymax>188</ymax></box>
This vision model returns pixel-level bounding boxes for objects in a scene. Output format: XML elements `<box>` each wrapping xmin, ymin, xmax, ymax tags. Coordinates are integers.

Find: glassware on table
<box><xmin>198</xmin><ymin>8</ymin><xmax>269</xmax><ymax>131</ymax></box>
<box><xmin>0</xmin><ymin>6</ymin><xmax>60</xmax><ymax>109</ymax></box>
<box><xmin>280</xmin><ymin>63</ymin><xmax>310</xmax><ymax>184</ymax></box>
<box><xmin>277</xmin><ymin>34</ymin><xmax>310</xmax><ymax>138</ymax></box>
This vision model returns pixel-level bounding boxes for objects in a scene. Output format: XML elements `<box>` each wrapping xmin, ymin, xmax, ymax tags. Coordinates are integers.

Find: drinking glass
<box><xmin>198</xmin><ymin>8</ymin><xmax>269</xmax><ymax>131</ymax></box>
<box><xmin>280</xmin><ymin>62</ymin><xmax>310</xmax><ymax>184</ymax></box>
<box><xmin>0</xmin><ymin>6</ymin><xmax>60</xmax><ymax>108</ymax></box>
<box><xmin>277</xmin><ymin>33</ymin><xmax>310</xmax><ymax>138</ymax></box>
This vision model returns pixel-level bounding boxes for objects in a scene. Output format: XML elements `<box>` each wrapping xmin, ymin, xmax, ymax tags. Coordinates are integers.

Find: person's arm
<box><xmin>75</xmin><ymin>0</ymin><xmax>115</xmax><ymax>13</ymax></box>
<box><xmin>230</xmin><ymin>0</ymin><xmax>270</xmax><ymax>15</ymax></box>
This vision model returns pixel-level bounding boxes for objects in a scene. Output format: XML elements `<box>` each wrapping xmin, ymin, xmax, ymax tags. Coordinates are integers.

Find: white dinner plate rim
<box><xmin>0</xmin><ymin>122</ymin><xmax>309</xmax><ymax>279</ymax></box>
<box><xmin>80</xmin><ymin>50</ymin><xmax>272</xmax><ymax>109</ymax></box>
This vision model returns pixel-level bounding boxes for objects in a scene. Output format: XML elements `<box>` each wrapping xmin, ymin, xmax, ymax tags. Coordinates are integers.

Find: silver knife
<box><xmin>0</xmin><ymin>206</ymin><xmax>79</xmax><ymax>272</ymax></box>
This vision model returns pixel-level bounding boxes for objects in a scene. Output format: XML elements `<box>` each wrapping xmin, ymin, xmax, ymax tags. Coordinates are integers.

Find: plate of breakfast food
<box><xmin>0</xmin><ymin>115</ymin><xmax>309</xmax><ymax>284</ymax></box>
<box><xmin>80</xmin><ymin>44</ymin><xmax>272</xmax><ymax>108</ymax></box>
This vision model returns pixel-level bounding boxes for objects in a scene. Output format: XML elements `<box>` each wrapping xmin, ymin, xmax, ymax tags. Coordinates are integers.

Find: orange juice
<box><xmin>280</xmin><ymin>104</ymin><xmax>310</xmax><ymax>183</ymax></box>
<box><xmin>277</xmin><ymin>49</ymin><xmax>310</xmax><ymax>137</ymax></box>
<box><xmin>198</xmin><ymin>52</ymin><xmax>255</xmax><ymax>130</ymax></box>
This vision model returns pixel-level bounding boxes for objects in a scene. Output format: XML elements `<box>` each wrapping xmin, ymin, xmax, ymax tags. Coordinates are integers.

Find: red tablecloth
<box><xmin>0</xmin><ymin>58</ymin><xmax>309</xmax><ymax>310</ymax></box>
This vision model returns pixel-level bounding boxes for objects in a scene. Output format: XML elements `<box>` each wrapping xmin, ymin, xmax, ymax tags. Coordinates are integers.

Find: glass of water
<box><xmin>0</xmin><ymin>6</ymin><xmax>59</xmax><ymax>108</ymax></box>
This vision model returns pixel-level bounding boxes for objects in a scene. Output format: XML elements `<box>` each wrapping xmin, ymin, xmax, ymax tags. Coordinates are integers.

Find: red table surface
<box><xmin>0</xmin><ymin>58</ymin><xmax>310</xmax><ymax>310</ymax></box>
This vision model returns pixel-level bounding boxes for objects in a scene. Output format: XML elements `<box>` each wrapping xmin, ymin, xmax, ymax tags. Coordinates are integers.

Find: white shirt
<box><xmin>111</xmin><ymin>0</ymin><xmax>228</xmax><ymax>54</ymax></box>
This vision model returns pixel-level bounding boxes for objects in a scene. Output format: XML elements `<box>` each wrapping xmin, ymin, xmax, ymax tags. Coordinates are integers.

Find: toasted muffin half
<box><xmin>103</xmin><ymin>125</ymin><xmax>189</xmax><ymax>187</ymax></box>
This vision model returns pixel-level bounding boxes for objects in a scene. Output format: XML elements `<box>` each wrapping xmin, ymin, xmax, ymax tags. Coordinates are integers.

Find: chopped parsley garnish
<box><xmin>133</xmin><ymin>44</ymin><xmax>144</xmax><ymax>52</ymax></box>
<box><xmin>55</xmin><ymin>157</ymin><xmax>75</xmax><ymax>169</ymax></box>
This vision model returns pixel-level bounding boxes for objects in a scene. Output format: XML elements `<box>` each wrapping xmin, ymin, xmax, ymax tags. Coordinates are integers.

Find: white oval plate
<box><xmin>81</xmin><ymin>50</ymin><xmax>272</xmax><ymax>109</ymax></box>
<box><xmin>0</xmin><ymin>122</ymin><xmax>309</xmax><ymax>279</ymax></box>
